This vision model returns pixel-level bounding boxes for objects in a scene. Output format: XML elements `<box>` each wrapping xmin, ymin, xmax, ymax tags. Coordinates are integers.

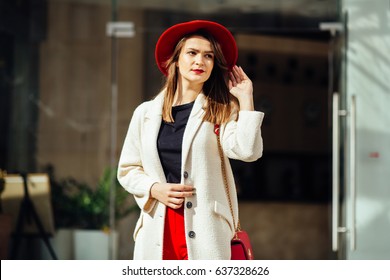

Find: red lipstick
<box><xmin>192</xmin><ymin>69</ymin><xmax>204</xmax><ymax>74</ymax></box>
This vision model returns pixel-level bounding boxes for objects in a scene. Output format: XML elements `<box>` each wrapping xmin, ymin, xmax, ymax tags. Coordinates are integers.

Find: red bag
<box><xmin>231</xmin><ymin>230</ymin><xmax>254</xmax><ymax>260</ymax></box>
<box><xmin>215</xmin><ymin>124</ymin><xmax>255</xmax><ymax>260</ymax></box>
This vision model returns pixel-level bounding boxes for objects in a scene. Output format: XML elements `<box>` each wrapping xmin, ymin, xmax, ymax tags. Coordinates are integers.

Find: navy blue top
<box><xmin>157</xmin><ymin>101</ymin><xmax>195</xmax><ymax>183</ymax></box>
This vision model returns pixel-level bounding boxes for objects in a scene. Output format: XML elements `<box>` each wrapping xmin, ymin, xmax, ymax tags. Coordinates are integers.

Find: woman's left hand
<box><xmin>228</xmin><ymin>65</ymin><xmax>254</xmax><ymax>111</ymax></box>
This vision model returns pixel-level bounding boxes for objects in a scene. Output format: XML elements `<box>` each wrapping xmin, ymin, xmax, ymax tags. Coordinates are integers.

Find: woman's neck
<box><xmin>173</xmin><ymin>82</ymin><xmax>203</xmax><ymax>106</ymax></box>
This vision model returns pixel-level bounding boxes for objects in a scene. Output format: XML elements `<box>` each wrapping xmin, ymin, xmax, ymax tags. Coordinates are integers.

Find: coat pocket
<box><xmin>133</xmin><ymin>213</ymin><xmax>144</xmax><ymax>241</ymax></box>
<box><xmin>213</xmin><ymin>201</ymin><xmax>234</xmax><ymax>234</ymax></box>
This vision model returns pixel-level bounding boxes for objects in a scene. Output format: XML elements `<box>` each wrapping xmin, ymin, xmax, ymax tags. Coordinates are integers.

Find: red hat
<box><xmin>155</xmin><ymin>20</ymin><xmax>238</xmax><ymax>76</ymax></box>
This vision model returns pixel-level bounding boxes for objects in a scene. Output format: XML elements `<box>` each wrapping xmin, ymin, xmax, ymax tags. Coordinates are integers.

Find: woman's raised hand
<box><xmin>228</xmin><ymin>65</ymin><xmax>254</xmax><ymax>111</ymax></box>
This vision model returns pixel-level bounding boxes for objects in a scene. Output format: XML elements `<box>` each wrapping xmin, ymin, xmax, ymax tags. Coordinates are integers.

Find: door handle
<box><xmin>332</xmin><ymin>93</ymin><xmax>340</xmax><ymax>251</ymax></box>
<box><xmin>332</xmin><ymin>92</ymin><xmax>348</xmax><ymax>251</ymax></box>
<box><xmin>349</xmin><ymin>95</ymin><xmax>357</xmax><ymax>251</ymax></box>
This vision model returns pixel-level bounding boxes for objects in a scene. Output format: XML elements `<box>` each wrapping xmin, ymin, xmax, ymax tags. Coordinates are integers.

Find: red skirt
<box><xmin>163</xmin><ymin>205</ymin><xmax>188</xmax><ymax>260</ymax></box>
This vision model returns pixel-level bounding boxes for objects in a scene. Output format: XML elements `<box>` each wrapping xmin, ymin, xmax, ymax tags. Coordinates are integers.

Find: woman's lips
<box><xmin>192</xmin><ymin>69</ymin><xmax>204</xmax><ymax>74</ymax></box>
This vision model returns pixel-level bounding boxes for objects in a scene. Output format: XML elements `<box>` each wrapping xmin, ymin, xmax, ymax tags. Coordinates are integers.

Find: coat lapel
<box><xmin>143</xmin><ymin>93</ymin><xmax>166</xmax><ymax>183</ymax></box>
<box><xmin>181</xmin><ymin>93</ymin><xmax>206</xmax><ymax>171</ymax></box>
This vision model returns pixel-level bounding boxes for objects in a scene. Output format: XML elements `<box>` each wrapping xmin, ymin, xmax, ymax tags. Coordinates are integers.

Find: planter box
<box><xmin>40</xmin><ymin>228</ymin><xmax>74</xmax><ymax>260</ymax></box>
<box><xmin>74</xmin><ymin>229</ymin><xmax>118</xmax><ymax>260</ymax></box>
<box><xmin>40</xmin><ymin>228</ymin><xmax>119</xmax><ymax>260</ymax></box>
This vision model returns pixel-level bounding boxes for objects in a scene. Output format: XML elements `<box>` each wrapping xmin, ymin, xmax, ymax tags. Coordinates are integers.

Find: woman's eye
<box><xmin>205</xmin><ymin>54</ymin><xmax>214</xmax><ymax>59</ymax></box>
<box><xmin>188</xmin><ymin>51</ymin><xmax>196</xmax><ymax>55</ymax></box>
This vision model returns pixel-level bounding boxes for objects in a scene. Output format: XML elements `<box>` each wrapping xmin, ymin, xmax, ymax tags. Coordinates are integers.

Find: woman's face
<box><xmin>177</xmin><ymin>35</ymin><xmax>214</xmax><ymax>87</ymax></box>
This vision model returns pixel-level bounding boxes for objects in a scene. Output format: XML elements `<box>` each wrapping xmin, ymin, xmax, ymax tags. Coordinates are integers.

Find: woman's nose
<box><xmin>194</xmin><ymin>54</ymin><xmax>204</xmax><ymax>65</ymax></box>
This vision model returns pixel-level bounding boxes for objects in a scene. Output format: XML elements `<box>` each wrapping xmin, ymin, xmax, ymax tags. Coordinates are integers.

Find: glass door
<box><xmin>341</xmin><ymin>0</ymin><xmax>390</xmax><ymax>260</ymax></box>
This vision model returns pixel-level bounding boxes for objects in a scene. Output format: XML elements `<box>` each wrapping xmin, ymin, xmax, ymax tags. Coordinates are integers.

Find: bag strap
<box><xmin>214</xmin><ymin>124</ymin><xmax>241</xmax><ymax>233</ymax></box>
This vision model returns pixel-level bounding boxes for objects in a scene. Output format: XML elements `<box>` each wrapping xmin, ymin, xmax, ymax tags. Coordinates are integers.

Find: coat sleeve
<box><xmin>117</xmin><ymin>104</ymin><xmax>157</xmax><ymax>213</ymax></box>
<box><xmin>220</xmin><ymin>109</ymin><xmax>265</xmax><ymax>162</ymax></box>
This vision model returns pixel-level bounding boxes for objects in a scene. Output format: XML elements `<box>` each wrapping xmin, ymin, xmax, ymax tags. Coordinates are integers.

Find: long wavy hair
<box><xmin>161</xmin><ymin>30</ymin><xmax>238</xmax><ymax>124</ymax></box>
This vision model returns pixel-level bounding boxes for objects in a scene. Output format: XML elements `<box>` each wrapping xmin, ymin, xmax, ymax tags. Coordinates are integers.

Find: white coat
<box><xmin>117</xmin><ymin>92</ymin><xmax>264</xmax><ymax>260</ymax></box>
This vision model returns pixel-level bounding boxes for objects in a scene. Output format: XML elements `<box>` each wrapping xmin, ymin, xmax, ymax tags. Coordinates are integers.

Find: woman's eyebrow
<box><xmin>186</xmin><ymin>47</ymin><xmax>214</xmax><ymax>53</ymax></box>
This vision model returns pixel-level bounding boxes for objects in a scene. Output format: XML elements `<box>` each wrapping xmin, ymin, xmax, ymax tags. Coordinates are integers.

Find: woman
<box><xmin>117</xmin><ymin>20</ymin><xmax>264</xmax><ymax>260</ymax></box>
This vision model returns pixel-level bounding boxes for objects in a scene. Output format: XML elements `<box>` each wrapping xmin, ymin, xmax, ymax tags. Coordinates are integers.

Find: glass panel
<box><xmin>343</xmin><ymin>0</ymin><xmax>390</xmax><ymax>260</ymax></box>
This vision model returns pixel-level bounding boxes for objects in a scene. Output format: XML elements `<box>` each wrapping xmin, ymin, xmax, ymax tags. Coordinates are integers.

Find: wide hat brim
<box><xmin>155</xmin><ymin>20</ymin><xmax>238</xmax><ymax>76</ymax></box>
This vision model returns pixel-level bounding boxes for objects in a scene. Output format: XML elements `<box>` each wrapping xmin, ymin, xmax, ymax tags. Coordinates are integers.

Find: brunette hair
<box><xmin>161</xmin><ymin>30</ymin><xmax>238</xmax><ymax>124</ymax></box>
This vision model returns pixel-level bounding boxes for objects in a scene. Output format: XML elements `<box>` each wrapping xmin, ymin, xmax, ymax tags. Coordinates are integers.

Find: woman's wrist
<box><xmin>238</xmin><ymin>97</ymin><xmax>254</xmax><ymax>111</ymax></box>
<box><xmin>150</xmin><ymin>182</ymin><xmax>159</xmax><ymax>199</ymax></box>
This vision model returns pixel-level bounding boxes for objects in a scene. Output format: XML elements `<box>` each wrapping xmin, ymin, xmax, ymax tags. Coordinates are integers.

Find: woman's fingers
<box><xmin>232</xmin><ymin>65</ymin><xmax>249</xmax><ymax>83</ymax></box>
<box><xmin>238</xmin><ymin>66</ymin><xmax>249</xmax><ymax>80</ymax></box>
<box><xmin>150</xmin><ymin>183</ymin><xmax>195</xmax><ymax>209</ymax></box>
<box><xmin>167</xmin><ymin>202</ymin><xmax>183</xmax><ymax>209</ymax></box>
<box><xmin>167</xmin><ymin>197</ymin><xmax>186</xmax><ymax>209</ymax></box>
<box><xmin>169</xmin><ymin>184</ymin><xmax>194</xmax><ymax>192</ymax></box>
<box><xmin>167</xmin><ymin>185</ymin><xmax>194</xmax><ymax>208</ymax></box>
<box><xmin>229</xmin><ymin>65</ymin><xmax>249</xmax><ymax>90</ymax></box>
<box><xmin>166</xmin><ymin>198</ymin><xmax>184</xmax><ymax>209</ymax></box>
<box><xmin>170</xmin><ymin>190</ymin><xmax>194</xmax><ymax>198</ymax></box>
<box><xmin>168</xmin><ymin>197</ymin><xmax>183</xmax><ymax>205</ymax></box>
<box><xmin>232</xmin><ymin>66</ymin><xmax>242</xmax><ymax>81</ymax></box>
<box><xmin>229</xmin><ymin>72</ymin><xmax>237</xmax><ymax>87</ymax></box>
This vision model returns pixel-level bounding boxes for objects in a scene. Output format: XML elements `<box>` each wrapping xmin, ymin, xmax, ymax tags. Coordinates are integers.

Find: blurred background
<box><xmin>0</xmin><ymin>0</ymin><xmax>389</xmax><ymax>260</ymax></box>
